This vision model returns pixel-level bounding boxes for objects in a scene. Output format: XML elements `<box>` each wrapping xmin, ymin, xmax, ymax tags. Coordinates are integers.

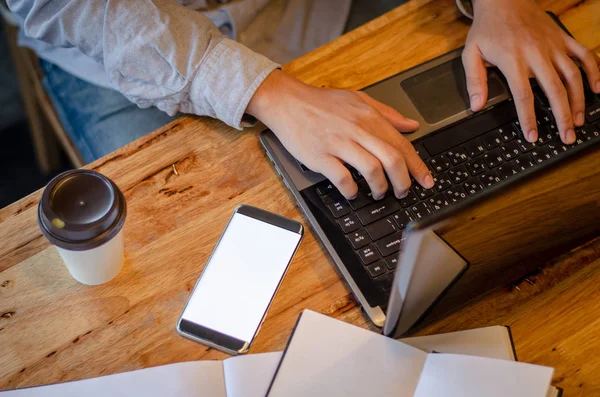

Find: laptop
<box><xmin>260</xmin><ymin>15</ymin><xmax>600</xmax><ymax>330</ymax></box>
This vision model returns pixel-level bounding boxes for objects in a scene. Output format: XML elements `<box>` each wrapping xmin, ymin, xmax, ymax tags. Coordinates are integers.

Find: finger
<box><xmin>313</xmin><ymin>156</ymin><xmax>358</xmax><ymax>200</ymax></box>
<box><xmin>532</xmin><ymin>56</ymin><xmax>576</xmax><ymax>144</ymax></box>
<box><xmin>369</xmin><ymin>118</ymin><xmax>434</xmax><ymax>189</ymax></box>
<box><xmin>554</xmin><ymin>53</ymin><xmax>585</xmax><ymax>127</ymax></box>
<box><xmin>333</xmin><ymin>142</ymin><xmax>389</xmax><ymax>200</ymax></box>
<box><xmin>462</xmin><ymin>45</ymin><xmax>489</xmax><ymax>111</ymax></box>
<box><xmin>356</xmin><ymin>139</ymin><xmax>412</xmax><ymax>199</ymax></box>
<box><xmin>564</xmin><ymin>35</ymin><xmax>600</xmax><ymax>94</ymax></box>
<box><xmin>356</xmin><ymin>92</ymin><xmax>420</xmax><ymax>132</ymax></box>
<box><xmin>499</xmin><ymin>61</ymin><xmax>538</xmax><ymax>142</ymax></box>
<box><xmin>395</xmin><ymin>136</ymin><xmax>434</xmax><ymax>190</ymax></box>
<box><xmin>357</xmin><ymin>125</ymin><xmax>434</xmax><ymax>193</ymax></box>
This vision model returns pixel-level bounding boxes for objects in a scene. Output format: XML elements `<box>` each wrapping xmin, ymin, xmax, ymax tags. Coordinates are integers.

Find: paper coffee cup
<box><xmin>38</xmin><ymin>170</ymin><xmax>127</xmax><ymax>285</ymax></box>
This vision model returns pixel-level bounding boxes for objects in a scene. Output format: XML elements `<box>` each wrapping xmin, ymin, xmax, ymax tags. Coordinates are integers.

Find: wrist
<box><xmin>246</xmin><ymin>69</ymin><xmax>296</xmax><ymax>122</ymax></box>
<box><xmin>472</xmin><ymin>0</ymin><xmax>535</xmax><ymax>15</ymax></box>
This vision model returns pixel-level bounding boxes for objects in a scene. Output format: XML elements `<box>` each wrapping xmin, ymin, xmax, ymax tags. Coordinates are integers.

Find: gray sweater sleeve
<box><xmin>6</xmin><ymin>0</ymin><xmax>279</xmax><ymax>129</ymax></box>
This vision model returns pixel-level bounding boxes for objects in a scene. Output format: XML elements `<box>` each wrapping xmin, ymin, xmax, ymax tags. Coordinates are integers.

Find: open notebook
<box><xmin>1</xmin><ymin>312</ymin><xmax>560</xmax><ymax>397</ymax></box>
<box><xmin>266</xmin><ymin>310</ymin><xmax>557</xmax><ymax>397</ymax></box>
<box><xmin>0</xmin><ymin>353</ymin><xmax>282</xmax><ymax>397</ymax></box>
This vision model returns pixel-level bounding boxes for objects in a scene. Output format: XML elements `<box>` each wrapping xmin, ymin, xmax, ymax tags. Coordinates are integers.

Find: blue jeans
<box><xmin>40</xmin><ymin>60</ymin><xmax>178</xmax><ymax>164</ymax></box>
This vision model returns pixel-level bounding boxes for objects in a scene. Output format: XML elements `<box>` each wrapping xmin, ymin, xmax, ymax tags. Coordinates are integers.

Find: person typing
<box><xmin>6</xmin><ymin>0</ymin><xmax>599</xmax><ymax>202</ymax></box>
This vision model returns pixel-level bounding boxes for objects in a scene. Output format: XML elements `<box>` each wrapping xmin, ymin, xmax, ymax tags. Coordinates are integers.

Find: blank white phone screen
<box><xmin>181</xmin><ymin>212</ymin><xmax>301</xmax><ymax>342</ymax></box>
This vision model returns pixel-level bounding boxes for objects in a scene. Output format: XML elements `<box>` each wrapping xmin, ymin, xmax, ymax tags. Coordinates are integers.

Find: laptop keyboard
<box><xmin>314</xmin><ymin>87</ymin><xmax>600</xmax><ymax>288</ymax></box>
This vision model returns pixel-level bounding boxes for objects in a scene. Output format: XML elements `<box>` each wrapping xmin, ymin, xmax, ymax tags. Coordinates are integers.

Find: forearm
<box><xmin>7</xmin><ymin>0</ymin><xmax>279</xmax><ymax>128</ymax></box>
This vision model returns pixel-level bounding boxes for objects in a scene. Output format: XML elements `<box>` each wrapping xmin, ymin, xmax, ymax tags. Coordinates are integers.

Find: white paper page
<box><xmin>414</xmin><ymin>354</ymin><xmax>553</xmax><ymax>397</ymax></box>
<box><xmin>267</xmin><ymin>310</ymin><xmax>428</xmax><ymax>397</ymax></box>
<box><xmin>0</xmin><ymin>361</ymin><xmax>226</xmax><ymax>397</ymax></box>
<box><xmin>223</xmin><ymin>352</ymin><xmax>282</xmax><ymax>397</ymax></box>
<box><xmin>400</xmin><ymin>326</ymin><xmax>515</xmax><ymax>360</ymax></box>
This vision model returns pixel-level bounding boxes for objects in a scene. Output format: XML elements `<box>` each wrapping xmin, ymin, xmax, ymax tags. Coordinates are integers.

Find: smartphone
<box><xmin>176</xmin><ymin>205</ymin><xmax>304</xmax><ymax>354</ymax></box>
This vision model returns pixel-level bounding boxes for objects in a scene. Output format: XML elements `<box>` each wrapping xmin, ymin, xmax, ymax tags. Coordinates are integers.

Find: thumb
<box><xmin>356</xmin><ymin>91</ymin><xmax>420</xmax><ymax>132</ymax></box>
<box><xmin>462</xmin><ymin>45</ymin><xmax>489</xmax><ymax>112</ymax></box>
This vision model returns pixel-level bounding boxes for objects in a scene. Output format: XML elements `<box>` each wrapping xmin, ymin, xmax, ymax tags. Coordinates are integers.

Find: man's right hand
<box><xmin>246</xmin><ymin>70</ymin><xmax>434</xmax><ymax>201</ymax></box>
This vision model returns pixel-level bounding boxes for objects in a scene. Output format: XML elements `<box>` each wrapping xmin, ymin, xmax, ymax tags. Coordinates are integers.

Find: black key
<box><xmin>410</xmin><ymin>202</ymin><xmax>433</xmax><ymax>220</ymax></box>
<box><xmin>498</xmin><ymin>124</ymin><xmax>519</xmax><ymax>142</ymax></box>
<box><xmin>317</xmin><ymin>182</ymin><xmax>337</xmax><ymax>196</ymax></box>
<box><xmin>320</xmin><ymin>193</ymin><xmax>341</xmax><ymax>205</ymax></box>
<box><xmin>448</xmin><ymin>165</ymin><xmax>470</xmax><ymax>184</ymax></box>
<box><xmin>578</xmin><ymin>124</ymin><xmax>600</xmax><ymax>141</ymax></box>
<box><xmin>500</xmin><ymin>141</ymin><xmax>521</xmax><ymax>160</ymax></box>
<box><xmin>357</xmin><ymin>245</ymin><xmax>382</xmax><ymax>265</ymax></box>
<box><xmin>583</xmin><ymin>77</ymin><xmax>599</xmax><ymax>105</ymax></box>
<box><xmin>511</xmin><ymin>155</ymin><xmax>535</xmax><ymax>172</ymax></box>
<box><xmin>446</xmin><ymin>147</ymin><xmax>468</xmax><ymax>164</ymax></box>
<box><xmin>355</xmin><ymin>197</ymin><xmax>402</xmax><ymax>225</ymax></box>
<box><xmin>412</xmin><ymin>184</ymin><xmax>436</xmax><ymax>200</ymax></box>
<box><xmin>465</xmin><ymin>158</ymin><xmax>487</xmax><ymax>175</ymax></box>
<box><xmin>427</xmin><ymin>194</ymin><xmax>451</xmax><ymax>212</ymax></box>
<box><xmin>376</xmin><ymin>272</ymin><xmax>394</xmax><ymax>291</ymax></box>
<box><xmin>536</xmin><ymin>129</ymin><xmax>555</xmax><ymax>145</ymax></box>
<box><xmin>445</xmin><ymin>186</ymin><xmax>468</xmax><ymax>204</ymax></box>
<box><xmin>350</xmin><ymin>168</ymin><xmax>363</xmax><ymax>181</ymax></box>
<box><xmin>497</xmin><ymin>163</ymin><xmax>519</xmax><ymax>179</ymax></box>
<box><xmin>483</xmin><ymin>149</ymin><xmax>504</xmax><ymax>168</ymax></box>
<box><xmin>337</xmin><ymin>214</ymin><xmax>361</xmax><ymax>234</ymax></box>
<box><xmin>533</xmin><ymin>86</ymin><xmax>550</xmax><ymax>108</ymax></box>
<box><xmin>585</xmin><ymin>102</ymin><xmax>600</xmax><ymax>123</ymax></box>
<box><xmin>376</xmin><ymin>232</ymin><xmax>404</xmax><ymax>257</ymax></box>
<box><xmin>515</xmin><ymin>138</ymin><xmax>536</xmax><ymax>152</ymax></box>
<box><xmin>327</xmin><ymin>200</ymin><xmax>350</xmax><ymax>219</ymax></box>
<box><xmin>392</xmin><ymin>210</ymin><xmax>414</xmax><ymax>229</ymax></box>
<box><xmin>357</xmin><ymin>178</ymin><xmax>370</xmax><ymax>191</ymax></box>
<box><xmin>413</xmin><ymin>142</ymin><xmax>430</xmax><ymax>160</ymax></box>
<box><xmin>481</xmin><ymin>130</ymin><xmax>502</xmax><ymax>149</ymax></box>
<box><xmin>480</xmin><ymin>170</ymin><xmax>502</xmax><ymax>187</ymax></box>
<box><xmin>463</xmin><ymin>178</ymin><xmax>485</xmax><ymax>196</ymax></box>
<box><xmin>366</xmin><ymin>217</ymin><xmax>397</xmax><ymax>241</ymax></box>
<box><xmin>546</xmin><ymin>122</ymin><xmax>560</xmax><ymax>139</ymax></box>
<box><xmin>545</xmin><ymin>142</ymin><xmax>569</xmax><ymax>157</ymax></box>
<box><xmin>430</xmin><ymin>154</ymin><xmax>451</xmax><ymax>173</ymax></box>
<box><xmin>347</xmin><ymin>229</ymin><xmax>371</xmax><ymax>250</ymax></box>
<box><xmin>536</xmin><ymin>107</ymin><xmax>554</xmax><ymax>126</ymax></box>
<box><xmin>422</xmin><ymin>101</ymin><xmax>517</xmax><ymax>156</ymax></box>
<box><xmin>530</xmin><ymin>147</ymin><xmax>552</xmax><ymax>163</ymax></box>
<box><xmin>366</xmin><ymin>261</ymin><xmax>387</xmax><ymax>278</ymax></box>
<box><xmin>348</xmin><ymin>190</ymin><xmax>374</xmax><ymax>210</ymax></box>
<box><xmin>399</xmin><ymin>191</ymin><xmax>419</xmax><ymax>208</ymax></box>
<box><xmin>384</xmin><ymin>256</ymin><xmax>399</xmax><ymax>270</ymax></box>
<box><xmin>463</xmin><ymin>139</ymin><xmax>486</xmax><ymax>157</ymax></box>
<box><xmin>433</xmin><ymin>172</ymin><xmax>452</xmax><ymax>191</ymax></box>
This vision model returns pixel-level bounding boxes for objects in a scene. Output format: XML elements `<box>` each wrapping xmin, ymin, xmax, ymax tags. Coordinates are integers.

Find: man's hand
<box><xmin>247</xmin><ymin>70</ymin><xmax>434</xmax><ymax>200</ymax></box>
<box><xmin>463</xmin><ymin>0</ymin><xmax>600</xmax><ymax>144</ymax></box>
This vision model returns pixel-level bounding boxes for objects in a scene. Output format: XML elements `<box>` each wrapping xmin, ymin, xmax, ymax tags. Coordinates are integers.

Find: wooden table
<box><xmin>1</xmin><ymin>0</ymin><xmax>599</xmax><ymax>394</ymax></box>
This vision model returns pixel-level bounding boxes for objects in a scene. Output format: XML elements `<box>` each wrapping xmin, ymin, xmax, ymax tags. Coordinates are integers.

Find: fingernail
<box><xmin>575</xmin><ymin>112</ymin><xmax>585</xmax><ymax>126</ymax></box>
<box><xmin>349</xmin><ymin>193</ymin><xmax>358</xmax><ymax>201</ymax></box>
<box><xmin>424</xmin><ymin>174</ymin><xmax>434</xmax><ymax>189</ymax></box>
<box><xmin>595</xmin><ymin>81</ymin><xmax>600</xmax><ymax>93</ymax></box>
<box><xmin>396</xmin><ymin>190</ymin><xmax>409</xmax><ymax>199</ymax></box>
<box><xmin>470</xmin><ymin>95</ymin><xmax>481</xmax><ymax>110</ymax></box>
<box><xmin>566</xmin><ymin>129</ymin><xmax>576</xmax><ymax>144</ymax></box>
<box><xmin>527</xmin><ymin>130</ymin><xmax>538</xmax><ymax>143</ymax></box>
<box><xmin>406</xmin><ymin>118</ymin><xmax>420</xmax><ymax>125</ymax></box>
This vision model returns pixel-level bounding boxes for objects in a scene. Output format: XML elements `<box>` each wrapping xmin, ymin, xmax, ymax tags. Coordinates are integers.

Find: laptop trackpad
<box><xmin>401</xmin><ymin>57</ymin><xmax>505</xmax><ymax>124</ymax></box>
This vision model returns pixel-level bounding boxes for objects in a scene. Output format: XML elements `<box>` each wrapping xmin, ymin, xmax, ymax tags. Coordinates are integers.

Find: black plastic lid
<box><xmin>38</xmin><ymin>170</ymin><xmax>127</xmax><ymax>251</ymax></box>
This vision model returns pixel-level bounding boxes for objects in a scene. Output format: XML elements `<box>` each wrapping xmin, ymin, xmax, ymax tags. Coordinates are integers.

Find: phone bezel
<box><xmin>176</xmin><ymin>204</ymin><xmax>304</xmax><ymax>355</ymax></box>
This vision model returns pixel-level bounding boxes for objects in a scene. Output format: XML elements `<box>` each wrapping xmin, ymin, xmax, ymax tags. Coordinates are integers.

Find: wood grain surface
<box><xmin>1</xmin><ymin>0</ymin><xmax>600</xmax><ymax>395</ymax></box>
